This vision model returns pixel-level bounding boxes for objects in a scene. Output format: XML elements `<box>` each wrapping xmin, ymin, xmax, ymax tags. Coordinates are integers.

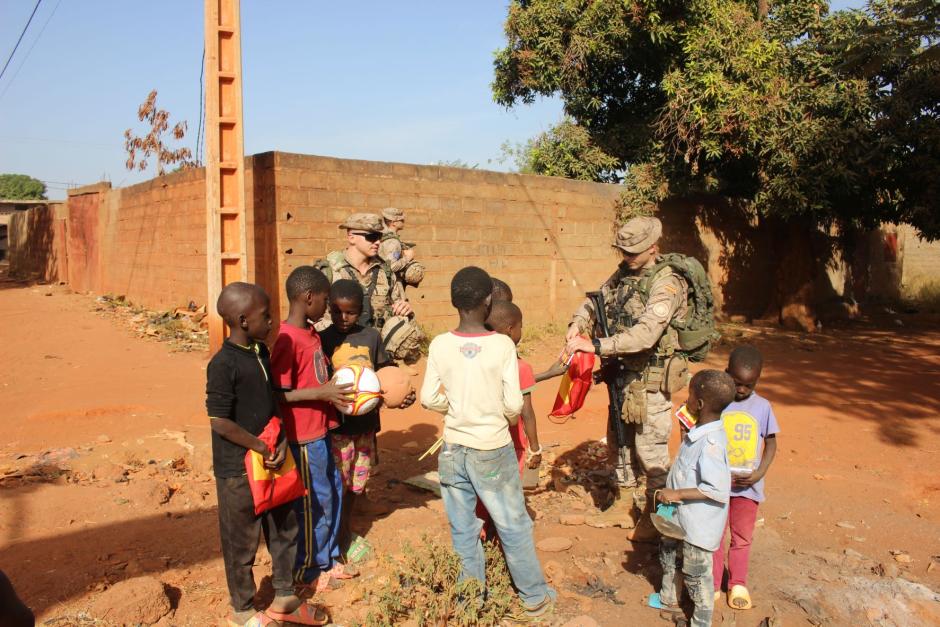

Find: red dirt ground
<box><xmin>1</xmin><ymin>280</ymin><xmax>939</xmax><ymax>625</ymax></box>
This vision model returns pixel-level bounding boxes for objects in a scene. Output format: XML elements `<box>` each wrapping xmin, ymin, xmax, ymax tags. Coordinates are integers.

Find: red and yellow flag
<box><xmin>244</xmin><ymin>417</ymin><xmax>307</xmax><ymax>515</ymax></box>
<box><xmin>549</xmin><ymin>349</ymin><xmax>595</xmax><ymax>418</ymax></box>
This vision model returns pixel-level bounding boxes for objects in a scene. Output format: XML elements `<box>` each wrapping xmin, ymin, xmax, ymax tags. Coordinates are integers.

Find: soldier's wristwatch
<box><xmin>592</xmin><ymin>338</ymin><xmax>602</xmax><ymax>355</ymax></box>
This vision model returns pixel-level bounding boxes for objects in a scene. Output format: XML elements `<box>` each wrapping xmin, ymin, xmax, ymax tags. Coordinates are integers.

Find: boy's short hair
<box><xmin>286</xmin><ymin>266</ymin><xmax>330</xmax><ymax>301</ymax></box>
<box><xmin>491</xmin><ymin>278</ymin><xmax>513</xmax><ymax>302</ymax></box>
<box><xmin>691</xmin><ymin>369</ymin><xmax>736</xmax><ymax>414</ymax></box>
<box><xmin>451</xmin><ymin>266</ymin><xmax>493</xmax><ymax>310</ymax></box>
<box><xmin>330</xmin><ymin>279</ymin><xmax>364</xmax><ymax>310</ymax></box>
<box><xmin>728</xmin><ymin>345</ymin><xmax>763</xmax><ymax>373</ymax></box>
<box><xmin>487</xmin><ymin>300</ymin><xmax>522</xmax><ymax>330</ymax></box>
<box><xmin>217</xmin><ymin>282</ymin><xmax>267</xmax><ymax>327</ymax></box>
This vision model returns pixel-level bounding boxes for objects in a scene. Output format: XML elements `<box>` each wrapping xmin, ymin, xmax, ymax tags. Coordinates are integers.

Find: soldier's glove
<box><xmin>622</xmin><ymin>378</ymin><xmax>648</xmax><ymax>424</ymax></box>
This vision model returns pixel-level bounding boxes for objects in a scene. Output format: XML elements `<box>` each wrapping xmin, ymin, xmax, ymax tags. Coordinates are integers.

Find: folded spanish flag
<box><xmin>549</xmin><ymin>346</ymin><xmax>595</xmax><ymax>418</ymax></box>
<box><xmin>244</xmin><ymin>417</ymin><xmax>306</xmax><ymax>515</ymax></box>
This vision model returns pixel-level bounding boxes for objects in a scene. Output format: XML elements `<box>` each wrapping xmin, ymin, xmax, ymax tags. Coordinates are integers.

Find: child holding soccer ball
<box><xmin>320</xmin><ymin>279</ymin><xmax>416</xmax><ymax>561</ymax></box>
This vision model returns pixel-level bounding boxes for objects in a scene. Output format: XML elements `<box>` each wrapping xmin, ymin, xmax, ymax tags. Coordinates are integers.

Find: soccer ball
<box><xmin>333</xmin><ymin>364</ymin><xmax>382</xmax><ymax>416</ymax></box>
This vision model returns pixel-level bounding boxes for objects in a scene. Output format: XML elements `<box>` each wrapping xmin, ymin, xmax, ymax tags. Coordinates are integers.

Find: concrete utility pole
<box><xmin>204</xmin><ymin>0</ymin><xmax>248</xmax><ymax>353</ymax></box>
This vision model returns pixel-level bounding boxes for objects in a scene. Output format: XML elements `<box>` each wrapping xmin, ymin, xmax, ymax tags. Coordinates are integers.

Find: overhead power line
<box><xmin>0</xmin><ymin>0</ymin><xmax>44</xmax><ymax>84</ymax></box>
<box><xmin>0</xmin><ymin>0</ymin><xmax>61</xmax><ymax>102</ymax></box>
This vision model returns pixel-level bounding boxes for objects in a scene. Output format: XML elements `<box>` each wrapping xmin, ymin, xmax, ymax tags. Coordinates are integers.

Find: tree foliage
<box><xmin>493</xmin><ymin>0</ymin><xmax>939</xmax><ymax>238</ymax></box>
<box><xmin>502</xmin><ymin>117</ymin><xmax>620</xmax><ymax>182</ymax></box>
<box><xmin>124</xmin><ymin>90</ymin><xmax>194</xmax><ymax>176</ymax></box>
<box><xmin>0</xmin><ymin>173</ymin><xmax>46</xmax><ymax>200</ymax></box>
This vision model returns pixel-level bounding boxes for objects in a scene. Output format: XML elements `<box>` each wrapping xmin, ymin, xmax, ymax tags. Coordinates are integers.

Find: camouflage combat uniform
<box><xmin>317</xmin><ymin>212</ymin><xmax>406</xmax><ymax>332</ymax></box>
<box><xmin>324</xmin><ymin>251</ymin><xmax>405</xmax><ymax>331</ymax></box>
<box><xmin>569</xmin><ymin>217</ymin><xmax>688</xmax><ymax>506</ymax></box>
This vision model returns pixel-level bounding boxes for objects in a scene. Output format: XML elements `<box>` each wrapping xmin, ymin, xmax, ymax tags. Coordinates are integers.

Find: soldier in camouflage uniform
<box><xmin>378</xmin><ymin>207</ymin><xmax>413</xmax><ymax>277</ymax></box>
<box><xmin>317</xmin><ymin>213</ymin><xmax>413</xmax><ymax>331</ymax></box>
<box><xmin>565</xmin><ymin>216</ymin><xmax>688</xmax><ymax>542</ymax></box>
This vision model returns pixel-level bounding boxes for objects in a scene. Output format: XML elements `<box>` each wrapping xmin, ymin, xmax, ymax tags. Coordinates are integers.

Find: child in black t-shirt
<box><xmin>320</xmin><ymin>280</ymin><xmax>415</xmax><ymax>559</ymax></box>
<box><xmin>206</xmin><ymin>282</ymin><xmax>328</xmax><ymax>626</ymax></box>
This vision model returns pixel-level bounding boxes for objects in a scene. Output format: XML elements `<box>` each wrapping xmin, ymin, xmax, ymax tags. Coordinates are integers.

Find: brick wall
<box><xmin>268</xmin><ymin>152</ymin><xmax>622</xmax><ymax>330</ymax></box>
<box><xmin>8</xmin><ymin>203</ymin><xmax>67</xmax><ymax>282</ymax></box>
<box><xmin>11</xmin><ymin>150</ymin><xmax>935</xmax><ymax>325</ymax></box>
<box><xmin>66</xmin><ymin>185</ymin><xmax>106</xmax><ymax>293</ymax></box>
<box><xmin>90</xmin><ymin>171</ymin><xmax>208</xmax><ymax>310</ymax></box>
<box><xmin>899</xmin><ymin>225</ymin><xmax>940</xmax><ymax>303</ymax></box>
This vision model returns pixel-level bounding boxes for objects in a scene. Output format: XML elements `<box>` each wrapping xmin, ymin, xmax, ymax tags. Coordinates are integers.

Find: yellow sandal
<box><xmin>728</xmin><ymin>584</ymin><xmax>752</xmax><ymax>610</ymax></box>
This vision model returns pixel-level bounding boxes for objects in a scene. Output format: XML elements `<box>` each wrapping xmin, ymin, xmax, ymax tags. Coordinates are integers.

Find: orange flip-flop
<box><xmin>266</xmin><ymin>603</ymin><xmax>330</xmax><ymax>626</ymax></box>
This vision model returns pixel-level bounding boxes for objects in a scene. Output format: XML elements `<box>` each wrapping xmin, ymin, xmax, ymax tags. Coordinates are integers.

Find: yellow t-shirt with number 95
<box><xmin>722</xmin><ymin>410</ymin><xmax>760</xmax><ymax>473</ymax></box>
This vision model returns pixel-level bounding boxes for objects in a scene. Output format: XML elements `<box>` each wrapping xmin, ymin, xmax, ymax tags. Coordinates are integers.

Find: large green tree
<box><xmin>493</xmin><ymin>0</ymin><xmax>938</xmax><ymax>321</ymax></box>
<box><xmin>494</xmin><ymin>0</ymin><xmax>938</xmax><ymax>230</ymax></box>
<box><xmin>0</xmin><ymin>174</ymin><xmax>46</xmax><ymax>200</ymax></box>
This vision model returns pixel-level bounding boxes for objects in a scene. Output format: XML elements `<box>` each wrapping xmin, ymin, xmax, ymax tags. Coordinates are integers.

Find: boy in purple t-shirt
<box><xmin>712</xmin><ymin>345</ymin><xmax>779</xmax><ymax>611</ymax></box>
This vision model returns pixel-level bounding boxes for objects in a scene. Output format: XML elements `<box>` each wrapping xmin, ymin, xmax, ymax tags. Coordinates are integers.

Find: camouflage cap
<box><xmin>613</xmin><ymin>216</ymin><xmax>662</xmax><ymax>254</ymax></box>
<box><xmin>339</xmin><ymin>212</ymin><xmax>383</xmax><ymax>233</ymax></box>
<box><xmin>382</xmin><ymin>207</ymin><xmax>405</xmax><ymax>222</ymax></box>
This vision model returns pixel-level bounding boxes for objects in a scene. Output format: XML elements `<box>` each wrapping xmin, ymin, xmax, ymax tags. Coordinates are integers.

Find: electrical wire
<box><xmin>0</xmin><ymin>0</ymin><xmax>61</xmax><ymax>102</ymax></box>
<box><xmin>0</xmin><ymin>0</ymin><xmax>44</xmax><ymax>84</ymax></box>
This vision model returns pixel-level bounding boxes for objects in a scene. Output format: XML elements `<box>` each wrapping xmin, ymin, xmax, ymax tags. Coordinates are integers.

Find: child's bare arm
<box><xmin>534</xmin><ymin>362</ymin><xmax>567</xmax><ymax>383</ymax></box>
<box><xmin>210</xmin><ymin>417</ymin><xmax>270</xmax><ymax>457</ymax></box>
<box><xmin>521</xmin><ymin>395</ymin><xmax>541</xmax><ymax>467</ymax></box>
<box><xmin>734</xmin><ymin>435</ymin><xmax>777</xmax><ymax>487</ymax></box>
<box><xmin>277</xmin><ymin>380</ymin><xmax>354</xmax><ymax>405</ymax></box>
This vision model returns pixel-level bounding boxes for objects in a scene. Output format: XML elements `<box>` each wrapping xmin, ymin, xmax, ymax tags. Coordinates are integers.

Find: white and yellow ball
<box><xmin>333</xmin><ymin>364</ymin><xmax>382</xmax><ymax>416</ymax></box>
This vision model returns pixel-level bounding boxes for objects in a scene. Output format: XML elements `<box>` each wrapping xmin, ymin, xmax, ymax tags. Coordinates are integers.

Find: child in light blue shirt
<box><xmin>655</xmin><ymin>369</ymin><xmax>736</xmax><ymax>627</ymax></box>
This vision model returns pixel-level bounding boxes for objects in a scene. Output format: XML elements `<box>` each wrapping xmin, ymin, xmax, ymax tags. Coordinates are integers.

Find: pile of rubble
<box><xmin>93</xmin><ymin>295</ymin><xmax>208</xmax><ymax>352</ymax></box>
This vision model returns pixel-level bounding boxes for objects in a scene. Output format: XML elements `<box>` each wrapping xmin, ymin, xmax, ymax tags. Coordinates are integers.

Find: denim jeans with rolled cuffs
<box><xmin>660</xmin><ymin>537</ymin><xmax>715</xmax><ymax>627</ymax></box>
<box><xmin>438</xmin><ymin>442</ymin><xmax>555</xmax><ymax>609</ymax></box>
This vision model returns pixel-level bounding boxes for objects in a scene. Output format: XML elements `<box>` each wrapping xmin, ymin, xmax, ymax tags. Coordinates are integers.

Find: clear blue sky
<box><xmin>0</xmin><ymin>1</ymin><xmax>865</xmax><ymax>199</ymax></box>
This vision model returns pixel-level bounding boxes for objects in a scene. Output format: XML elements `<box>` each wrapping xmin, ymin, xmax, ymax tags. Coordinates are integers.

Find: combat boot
<box><xmin>625</xmin><ymin>498</ymin><xmax>659</xmax><ymax>544</ymax></box>
<box><xmin>587</xmin><ymin>495</ymin><xmax>638</xmax><ymax>529</ymax></box>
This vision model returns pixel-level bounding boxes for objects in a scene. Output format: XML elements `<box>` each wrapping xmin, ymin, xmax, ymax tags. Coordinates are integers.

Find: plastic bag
<box><xmin>244</xmin><ymin>417</ymin><xmax>306</xmax><ymax>515</ymax></box>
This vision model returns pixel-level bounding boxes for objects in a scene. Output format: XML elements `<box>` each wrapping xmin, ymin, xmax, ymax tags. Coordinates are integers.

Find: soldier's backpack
<box><xmin>638</xmin><ymin>253</ymin><xmax>719</xmax><ymax>362</ymax></box>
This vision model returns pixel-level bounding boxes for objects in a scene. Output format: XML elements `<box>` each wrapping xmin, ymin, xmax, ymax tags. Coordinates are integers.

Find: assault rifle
<box><xmin>587</xmin><ymin>290</ymin><xmax>635</xmax><ymax>483</ymax></box>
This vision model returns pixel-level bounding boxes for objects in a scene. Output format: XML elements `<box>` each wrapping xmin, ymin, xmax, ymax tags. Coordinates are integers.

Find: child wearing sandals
<box><xmin>712</xmin><ymin>346</ymin><xmax>780</xmax><ymax>610</ymax></box>
<box><xmin>655</xmin><ymin>369</ymin><xmax>736</xmax><ymax>627</ymax></box>
<box><xmin>207</xmin><ymin>282</ymin><xmax>329</xmax><ymax>626</ymax></box>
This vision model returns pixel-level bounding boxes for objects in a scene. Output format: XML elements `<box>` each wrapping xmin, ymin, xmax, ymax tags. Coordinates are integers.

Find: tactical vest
<box><xmin>601</xmin><ymin>263</ymin><xmax>683</xmax><ymax>374</ymax></box>
<box><xmin>316</xmin><ymin>251</ymin><xmax>395</xmax><ymax>329</ymax></box>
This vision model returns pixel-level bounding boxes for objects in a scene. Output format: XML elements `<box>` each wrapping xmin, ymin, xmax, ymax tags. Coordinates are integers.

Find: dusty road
<box><xmin>1</xmin><ymin>280</ymin><xmax>939</xmax><ymax>625</ymax></box>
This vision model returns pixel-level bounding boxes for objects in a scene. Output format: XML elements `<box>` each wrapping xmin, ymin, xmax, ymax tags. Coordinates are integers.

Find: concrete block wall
<box><xmin>268</xmin><ymin>152</ymin><xmax>622</xmax><ymax>330</ymax></box>
<box><xmin>8</xmin><ymin>203</ymin><xmax>67</xmax><ymax>282</ymax></box>
<box><xmin>94</xmin><ymin>171</ymin><xmax>209</xmax><ymax>310</ymax></box>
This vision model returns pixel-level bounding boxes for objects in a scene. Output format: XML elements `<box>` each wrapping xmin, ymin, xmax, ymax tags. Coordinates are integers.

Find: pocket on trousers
<box><xmin>438</xmin><ymin>446</ymin><xmax>457</xmax><ymax>487</ymax></box>
<box><xmin>474</xmin><ymin>447</ymin><xmax>510</xmax><ymax>490</ymax></box>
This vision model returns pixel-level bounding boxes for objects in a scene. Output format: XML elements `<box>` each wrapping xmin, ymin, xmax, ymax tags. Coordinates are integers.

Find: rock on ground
<box><xmin>86</xmin><ymin>576</ymin><xmax>171</xmax><ymax>625</ymax></box>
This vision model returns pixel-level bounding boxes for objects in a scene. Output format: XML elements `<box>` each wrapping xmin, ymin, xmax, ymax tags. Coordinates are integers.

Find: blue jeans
<box><xmin>290</xmin><ymin>437</ymin><xmax>342</xmax><ymax>584</ymax></box>
<box><xmin>438</xmin><ymin>442</ymin><xmax>555</xmax><ymax>608</ymax></box>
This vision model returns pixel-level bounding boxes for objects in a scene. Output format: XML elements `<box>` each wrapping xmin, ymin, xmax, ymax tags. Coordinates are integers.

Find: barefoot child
<box><xmin>206</xmin><ymin>282</ymin><xmax>328</xmax><ymax>626</ymax></box>
<box><xmin>712</xmin><ymin>345</ymin><xmax>779</xmax><ymax>610</ymax></box>
<box><xmin>319</xmin><ymin>280</ymin><xmax>415</xmax><ymax>561</ymax></box>
<box><xmin>270</xmin><ymin>266</ymin><xmax>357</xmax><ymax>595</ymax></box>
<box><xmin>421</xmin><ymin>267</ymin><xmax>555</xmax><ymax>618</ymax></box>
<box><xmin>655</xmin><ymin>369</ymin><xmax>736</xmax><ymax>627</ymax></box>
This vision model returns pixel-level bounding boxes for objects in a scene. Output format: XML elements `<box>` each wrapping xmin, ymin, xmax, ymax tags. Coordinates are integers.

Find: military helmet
<box><xmin>381</xmin><ymin>315</ymin><xmax>424</xmax><ymax>364</ymax></box>
<box><xmin>403</xmin><ymin>261</ymin><xmax>425</xmax><ymax>287</ymax></box>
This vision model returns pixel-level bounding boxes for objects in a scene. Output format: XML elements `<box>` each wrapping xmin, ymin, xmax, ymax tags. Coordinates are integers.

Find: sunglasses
<box><xmin>351</xmin><ymin>231</ymin><xmax>382</xmax><ymax>242</ymax></box>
